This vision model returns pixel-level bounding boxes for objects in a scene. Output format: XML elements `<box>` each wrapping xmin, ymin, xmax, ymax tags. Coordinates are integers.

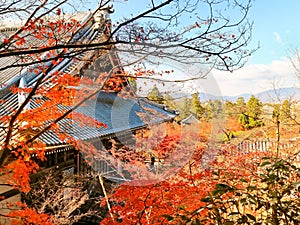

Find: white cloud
<box><xmin>274</xmin><ymin>32</ymin><xmax>283</xmax><ymax>44</ymax></box>
<box><xmin>210</xmin><ymin>57</ymin><xmax>299</xmax><ymax>96</ymax></box>
<box><xmin>135</xmin><ymin>58</ymin><xmax>299</xmax><ymax>98</ymax></box>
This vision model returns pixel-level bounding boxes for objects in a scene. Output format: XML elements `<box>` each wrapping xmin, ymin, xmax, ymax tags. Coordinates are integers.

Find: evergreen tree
<box><xmin>190</xmin><ymin>92</ymin><xmax>204</xmax><ymax>119</ymax></box>
<box><xmin>164</xmin><ymin>93</ymin><xmax>176</xmax><ymax>110</ymax></box>
<box><xmin>247</xmin><ymin>95</ymin><xmax>262</xmax><ymax>121</ymax></box>
<box><xmin>280</xmin><ymin>99</ymin><xmax>292</xmax><ymax>122</ymax></box>
<box><xmin>236</xmin><ymin>96</ymin><xmax>247</xmax><ymax>113</ymax></box>
<box><xmin>272</xmin><ymin>100</ymin><xmax>292</xmax><ymax>123</ymax></box>
<box><xmin>224</xmin><ymin>101</ymin><xmax>237</xmax><ymax>118</ymax></box>
<box><xmin>272</xmin><ymin>104</ymin><xmax>280</xmax><ymax>120</ymax></box>
<box><xmin>239</xmin><ymin>95</ymin><xmax>263</xmax><ymax>129</ymax></box>
<box><xmin>147</xmin><ymin>86</ymin><xmax>164</xmax><ymax>104</ymax></box>
<box><xmin>179</xmin><ymin>97</ymin><xmax>191</xmax><ymax>119</ymax></box>
<box><xmin>238</xmin><ymin>113</ymin><xmax>250</xmax><ymax>129</ymax></box>
<box><xmin>205</xmin><ymin>99</ymin><xmax>224</xmax><ymax>120</ymax></box>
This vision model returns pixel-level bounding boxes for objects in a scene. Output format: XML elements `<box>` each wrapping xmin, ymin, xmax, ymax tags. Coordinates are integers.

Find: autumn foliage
<box><xmin>7</xmin><ymin>206</ymin><xmax>54</xmax><ymax>225</ymax></box>
<box><xmin>2</xmin><ymin>1</ymin><xmax>299</xmax><ymax>225</ymax></box>
<box><xmin>100</xmin><ymin>133</ymin><xmax>273</xmax><ymax>224</ymax></box>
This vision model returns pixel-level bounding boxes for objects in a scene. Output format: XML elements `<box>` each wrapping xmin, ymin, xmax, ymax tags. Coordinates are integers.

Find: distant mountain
<box><xmin>139</xmin><ymin>85</ymin><xmax>300</xmax><ymax>103</ymax></box>
<box><xmin>198</xmin><ymin>87</ymin><xmax>300</xmax><ymax>102</ymax></box>
<box><xmin>256</xmin><ymin>87</ymin><xmax>300</xmax><ymax>102</ymax></box>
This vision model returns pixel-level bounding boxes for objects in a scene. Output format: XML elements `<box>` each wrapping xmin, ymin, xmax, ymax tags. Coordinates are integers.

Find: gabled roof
<box><xmin>181</xmin><ymin>114</ymin><xmax>200</xmax><ymax>125</ymax></box>
<box><xmin>34</xmin><ymin>91</ymin><xmax>176</xmax><ymax>146</ymax></box>
<box><xmin>72</xmin><ymin>91</ymin><xmax>176</xmax><ymax>140</ymax></box>
<box><xmin>0</xmin><ymin>10</ymin><xmax>177</xmax><ymax>148</ymax></box>
<box><xmin>0</xmin><ymin>11</ymin><xmax>93</xmax><ymax>94</ymax></box>
<box><xmin>0</xmin><ymin>91</ymin><xmax>176</xmax><ymax>147</ymax></box>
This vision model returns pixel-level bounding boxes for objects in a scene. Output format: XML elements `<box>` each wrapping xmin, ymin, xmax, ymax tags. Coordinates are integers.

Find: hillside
<box><xmin>197</xmin><ymin>87</ymin><xmax>300</xmax><ymax>102</ymax></box>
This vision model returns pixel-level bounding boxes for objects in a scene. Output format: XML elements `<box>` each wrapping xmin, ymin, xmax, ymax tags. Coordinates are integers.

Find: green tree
<box><xmin>128</xmin><ymin>77</ymin><xmax>137</xmax><ymax>92</ymax></box>
<box><xmin>239</xmin><ymin>95</ymin><xmax>263</xmax><ymax>129</ymax></box>
<box><xmin>236</xmin><ymin>96</ymin><xmax>247</xmax><ymax>113</ymax></box>
<box><xmin>190</xmin><ymin>92</ymin><xmax>205</xmax><ymax>119</ymax></box>
<box><xmin>225</xmin><ymin>98</ymin><xmax>248</xmax><ymax>119</ymax></box>
<box><xmin>179</xmin><ymin>97</ymin><xmax>191</xmax><ymax>119</ymax></box>
<box><xmin>205</xmin><ymin>100</ymin><xmax>224</xmax><ymax>120</ymax></box>
<box><xmin>280</xmin><ymin>99</ymin><xmax>292</xmax><ymax>122</ymax></box>
<box><xmin>247</xmin><ymin>95</ymin><xmax>262</xmax><ymax>118</ymax></box>
<box><xmin>224</xmin><ymin>101</ymin><xmax>237</xmax><ymax>118</ymax></box>
<box><xmin>272</xmin><ymin>104</ymin><xmax>281</xmax><ymax>121</ymax></box>
<box><xmin>247</xmin><ymin>95</ymin><xmax>263</xmax><ymax>127</ymax></box>
<box><xmin>147</xmin><ymin>86</ymin><xmax>164</xmax><ymax>104</ymax></box>
<box><xmin>164</xmin><ymin>93</ymin><xmax>176</xmax><ymax>110</ymax></box>
<box><xmin>272</xmin><ymin>99</ymin><xmax>293</xmax><ymax>155</ymax></box>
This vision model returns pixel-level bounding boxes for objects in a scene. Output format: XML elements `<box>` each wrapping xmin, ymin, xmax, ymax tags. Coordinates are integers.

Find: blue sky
<box><xmin>100</xmin><ymin>0</ymin><xmax>300</xmax><ymax>97</ymax></box>
<box><xmin>211</xmin><ymin>0</ymin><xmax>300</xmax><ymax>96</ymax></box>
<box><xmin>247</xmin><ymin>0</ymin><xmax>300</xmax><ymax>65</ymax></box>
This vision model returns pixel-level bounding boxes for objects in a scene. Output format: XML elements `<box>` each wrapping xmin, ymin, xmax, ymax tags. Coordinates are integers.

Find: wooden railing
<box><xmin>236</xmin><ymin>138</ymin><xmax>300</xmax><ymax>162</ymax></box>
<box><xmin>236</xmin><ymin>138</ymin><xmax>300</xmax><ymax>154</ymax></box>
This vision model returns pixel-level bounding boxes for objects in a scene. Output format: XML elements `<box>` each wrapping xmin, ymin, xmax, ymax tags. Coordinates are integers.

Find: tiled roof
<box><xmin>0</xmin><ymin>55</ymin><xmax>23</xmax><ymax>88</ymax></box>
<box><xmin>72</xmin><ymin>91</ymin><xmax>176</xmax><ymax>141</ymax></box>
<box><xmin>0</xmin><ymin>10</ymin><xmax>177</xmax><ymax>148</ymax></box>
<box><xmin>0</xmin><ymin>11</ymin><xmax>93</xmax><ymax>91</ymax></box>
<box><xmin>0</xmin><ymin>91</ymin><xmax>176</xmax><ymax>146</ymax></box>
<box><xmin>0</xmin><ymin>30</ymin><xmax>43</xmax><ymax>86</ymax></box>
<box><xmin>181</xmin><ymin>114</ymin><xmax>200</xmax><ymax>125</ymax></box>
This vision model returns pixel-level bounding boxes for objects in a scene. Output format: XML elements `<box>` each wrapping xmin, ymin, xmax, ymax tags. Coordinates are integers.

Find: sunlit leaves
<box><xmin>7</xmin><ymin>206</ymin><xmax>54</xmax><ymax>225</ymax></box>
<box><xmin>1</xmin><ymin>158</ymin><xmax>39</xmax><ymax>193</ymax></box>
<box><xmin>3</xmin><ymin>38</ymin><xmax>9</xmax><ymax>44</ymax></box>
<box><xmin>0</xmin><ymin>0</ymin><xmax>260</xmax><ymax>224</ymax></box>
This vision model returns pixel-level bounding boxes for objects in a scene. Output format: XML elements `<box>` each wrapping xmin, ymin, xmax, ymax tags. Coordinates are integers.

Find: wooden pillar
<box><xmin>64</xmin><ymin>150</ymin><xmax>67</xmax><ymax>162</ymax></box>
<box><xmin>74</xmin><ymin>151</ymin><xmax>81</xmax><ymax>174</ymax></box>
<box><xmin>54</xmin><ymin>152</ymin><xmax>58</xmax><ymax>165</ymax></box>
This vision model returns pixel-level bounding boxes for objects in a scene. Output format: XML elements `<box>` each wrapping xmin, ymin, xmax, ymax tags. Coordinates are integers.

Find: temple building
<box><xmin>0</xmin><ymin>7</ymin><xmax>177</xmax><ymax>219</ymax></box>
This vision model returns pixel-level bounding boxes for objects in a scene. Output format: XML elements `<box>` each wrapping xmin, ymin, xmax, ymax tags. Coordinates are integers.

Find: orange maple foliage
<box><xmin>0</xmin><ymin>159</ymin><xmax>38</xmax><ymax>193</ymax></box>
<box><xmin>100</xmin><ymin>126</ymin><xmax>271</xmax><ymax>225</ymax></box>
<box><xmin>225</xmin><ymin>117</ymin><xmax>243</xmax><ymax>132</ymax></box>
<box><xmin>0</xmin><ymin>1</ymin><xmax>263</xmax><ymax>224</ymax></box>
<box><xmin>101</xmin><ymin>179</ymin><xmax>212</xmax><ymax>224</ymax></box>
<box><xmin>0</xmin><ymin>9</ymin><xmax>103</xmax><ymax>224</ymax></box>
<box><xmin>6</xmin><ymin>205</ymin><xmax>54</xmax><ymax>225</ymax></box>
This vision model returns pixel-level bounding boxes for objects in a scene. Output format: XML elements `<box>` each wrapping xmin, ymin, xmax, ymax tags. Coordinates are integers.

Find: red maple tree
<box><xmin>0</xmin><ymin>0</ymin><xmax>256</xmax><ymax>224</ymax></box>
